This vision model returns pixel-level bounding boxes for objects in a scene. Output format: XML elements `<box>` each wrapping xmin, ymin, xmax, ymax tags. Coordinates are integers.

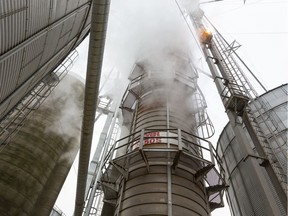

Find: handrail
<box><xmin>102</xmin><ymin>127</ymin><xmax>224</xmax><ymax>177</ymax></box>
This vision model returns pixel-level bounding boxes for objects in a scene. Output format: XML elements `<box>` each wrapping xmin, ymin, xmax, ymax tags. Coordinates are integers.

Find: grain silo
<box><xmin>0</xmin><ymin>0</ymin><xmax>91</xmax><ymax>121</ymax></box>
<box><xmin>217</xmin><ymin>84</ymin><xmax>287</xmax><ymax>216</ymax></box>
<box><xmin>0</xmin><ymin>75</ymin><xmax>84</xmax><ymax>216</ymax></box>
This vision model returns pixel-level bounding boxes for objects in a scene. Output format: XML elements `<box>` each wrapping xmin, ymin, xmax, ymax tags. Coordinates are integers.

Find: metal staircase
<box><xmin>83</xmin><ymin>100</ymin><xmax>120</xmax><ymax>216</ymax></box>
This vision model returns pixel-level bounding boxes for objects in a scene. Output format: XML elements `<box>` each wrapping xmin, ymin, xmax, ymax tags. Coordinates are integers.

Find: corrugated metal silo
<box><xmin>0</xmin><ymin>0</ymin><xmax>92</xmax><ymax>121</ymax></box>
<box><xmin>0</xmin><ymin>75</ymin><xmax>84</xmax><ymax>216</ymax></box>
<box><xmin>217</xmin><ymin>84</ymin><xmax>287</xmax><ymax>216</ymax></box>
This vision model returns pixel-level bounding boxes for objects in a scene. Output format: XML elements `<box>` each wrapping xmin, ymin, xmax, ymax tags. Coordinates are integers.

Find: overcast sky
<box><xmin>56</xmin><ymin>0</ymin><xmax>287</xmax><ymax>215</ymax></box>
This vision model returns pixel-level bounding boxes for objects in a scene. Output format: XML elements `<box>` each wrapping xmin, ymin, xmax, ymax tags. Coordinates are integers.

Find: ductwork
<box><xmin>74</xmin><ymin>0</ymin><xmax>111</xmax><ymax>215</ymax></box>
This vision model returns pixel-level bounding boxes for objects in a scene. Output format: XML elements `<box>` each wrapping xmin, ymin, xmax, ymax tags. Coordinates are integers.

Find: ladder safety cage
<box><xmin>0</xmin><ymin>50</ymin><xmax>79</xmax><ymax>151</ymax></box>
<box><xmin>190</xmin><ymin>10</ymin><xmax>287</xmax><ymax>203</ymax></box>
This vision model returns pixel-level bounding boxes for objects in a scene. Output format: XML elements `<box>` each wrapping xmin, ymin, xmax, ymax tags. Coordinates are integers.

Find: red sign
<box><xmin>144</xmin><ymin>132</ymin><xmax>161</xmax><ymax>145</ymax></box>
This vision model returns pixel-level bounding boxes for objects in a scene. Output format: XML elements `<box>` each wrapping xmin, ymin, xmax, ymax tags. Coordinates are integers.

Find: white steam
<box><xmin>100</xmin><ymin>0</ymin><xmax>201</xmax><ymax>99</ymax></box>
<box><xmin>42</xmin><ymin>75</ymin><xmax>84</xmax><ymax>143</ymax></box>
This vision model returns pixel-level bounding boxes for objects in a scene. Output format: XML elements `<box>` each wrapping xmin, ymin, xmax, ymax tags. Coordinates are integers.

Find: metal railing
<box><xmin>100</xmin><ymin>128</ymin><xmax>226</xmax><ymax>207</ymax></box>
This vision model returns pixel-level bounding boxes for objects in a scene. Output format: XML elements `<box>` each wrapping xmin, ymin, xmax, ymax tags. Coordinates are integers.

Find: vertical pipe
<box><xmin>166</xmin><ymin>99</ymin><xmax>173</xmax><ymax>216</ymax></box>
<box><xmin>74</xmin><ymin>0</ymin><xmax>111</xmax><ymax>215</ymax></box>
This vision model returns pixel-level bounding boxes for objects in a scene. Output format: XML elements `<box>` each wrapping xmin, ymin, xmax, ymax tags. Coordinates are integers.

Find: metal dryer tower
<box><xmin>96</xmin><ymin>59</ymin><xmax>226</xmax><ymax>215</ymax></box>
<box><xmin>82</xmin><ymin>3</ymin><xmax>287</xmax><ymax>216</ymax></box>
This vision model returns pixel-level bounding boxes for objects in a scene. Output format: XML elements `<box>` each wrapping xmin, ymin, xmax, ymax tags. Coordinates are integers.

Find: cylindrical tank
<box><xmin>101</xmin><ymin>56</ymin><xmax>225</xmax><ymax>216</ymax></box>
<box><xmin>0</xmin><ymin>75</ymin><xmax>84</xmax><ymax>216</ymax></box>
<box><xmin>217</xmin><ymin>84</ymin><xmax>287</xmax><ymax>216</ymax></box>
<box><xmin>119</xmin><ymin>88</ymin><xmax>207</xmax><ymax>216</ymax></box>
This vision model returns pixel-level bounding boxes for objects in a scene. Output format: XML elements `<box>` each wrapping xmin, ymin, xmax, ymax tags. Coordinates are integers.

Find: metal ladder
<box><xmin>210</xmin><ymin>30</ymin><xmax>287</xmax><ymax>197</ymax></box>
<box><xmin>0</xmin><ymin>73</ymin><xmax>58</xmax><ymax>150</ymax></box>
<box><xmin>0</xmin><ymin>50</ymin><xmax>78</xmax><ymax>151</ymax></box>
<box><xmin>243</xmin><ymin>105</ymin><xmax>287</xmax><ymax>194</ymax></box>
<box><xmin>84</xmin><ymin>115</ymin><xmax>120</xmax><ymax>216</ymax></box>
<box><xmin>212</xmin><ymin>34</ymin><xmax>257</xmax><ymax>99</ymax></box>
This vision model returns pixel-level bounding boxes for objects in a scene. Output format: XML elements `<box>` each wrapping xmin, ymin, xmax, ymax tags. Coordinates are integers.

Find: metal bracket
<box><xmin>206</xmin><ymin>184</ymin><xmax>229</xmax><ymax>196</ymax></box>
<box><xmin>103</xmin><ymin>199</ymin><xmax>117</xmax><ymax>205</ymax></box>
<box><xmin>206</xmin><ymin>56</ymin><xmax>219</xmax><ymax>64</ymax></box>
<box><xmin>172</xmin><ymin>150</ymin><xmax>182</xmax><ymax>170</ymax></box>
<box><xmin>243</xmin><ymin>154</ymin><xmax>268</xmax><ymax>166</ymax></box>
<box><xmin>101</xmin><ymin>181</ymin><xmax>118</xmax><ymax>192</ymax></box>
<box><xmin>224</xmin><ymin>40</ymin><xmax>241</xmax><ymax>56</ymax></box>
<box><xmin>194</xmin><ymin>163</ymin><xmax>214</xmax><ymax>182</ymax></box>
<box><xmin>109</xmin><ymin>161</ymin><xmax>128</xmax><ymax>179</ymax></box>
<box><xmin>173</xmin><ymin>129</ymin><xmax>183</xmax><ymax>169</ymax></box>
<box><xmin>139</xmin><ymin>130</ymin><xmax>149</xmax><ymax>172</ymax></box>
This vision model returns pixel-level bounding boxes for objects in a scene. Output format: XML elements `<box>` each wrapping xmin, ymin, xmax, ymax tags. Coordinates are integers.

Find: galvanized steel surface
<box><xmin>99</xmin><ymin>59</ymin><xmax>226</xmax><ymax>215</ymax></box>
<box><xmin>217</xmin><ymin>84</ymin><xmax>287</xmax><ymax>216</ymax></box>
<box><xmin>0</xmin><ymin>0</ymin><xmax>92</xmax><ymax>121</ymax></box>
<box><xmin>0</xmin><ymin>75</ymin><xmax>84</xmax><ymax>216</ymax></box>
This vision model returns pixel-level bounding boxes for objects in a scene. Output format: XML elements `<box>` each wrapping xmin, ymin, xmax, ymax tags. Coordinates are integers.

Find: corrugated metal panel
<box><xmin>230</xmin><ymin>138</ymin><xmax>243</xmax><ymax>164</ymax></box>
<box><xmin>230</xmin><ymin>168</ymin><xmax>254</xmax><ymax>216</ymax></box>
<box><xmin>0</xmin><ymin>50</ymin><xmax>23</xmax><ymax>102</ymax></box>
<box><xmin>55</xmin><ymin>15</ymin><xmax>76</xmax><ymax>52</ymax></box>
<box><xmin>24</xmin><ymin>66</ymin><xmax>49</xmax><ymax>95</ymax></box>
<box><xmin>69</xmin><ymin>6</ymin><xmax>88</xmax><ymax>40</ymax></box>
<box><xmin>0</xmin><ymin>1</ymin><xmax>27</xmax><ymax>54</ymax></box>
<box><xmin>39</xmin><ymin>25</ymin><xmax>62</xmax><ymax>66</ymax></box>
<box><xmin>66</xmin><ymin>0</ymin><xmax>79</xmax><ymax>14</ymax></box>
<box><xmin>245</xmin><ymin>166</ymin><xmax>267</xmax><ymax>216</ymax></box>
<box><xmin>45</xmin><ymin>51</ymin><xmax>65</xmax><ymax>76</ymax></box>
<box><xmin>75</xmin><ymin>25</ymin><xmax>90</xmax><ymax>46</ymax></box>
<box><xmin>218</xmin><ymin>85</ymin><xmax>288</xmax><ymax>216</ymax></box>
<box><xmin>56</xmin><ymin>34</ymin><xmax>72</xmax><ymax>54</ymax></box>
<box><xmin>84</xmin><ymin>7</ymin><xmax>92</xmax><ymax>28</ymax></box>
<box><xmin>0</xmin><ymin>99</ymin><xmax>10</xmax><ymax>120</ymax></box>
<box><xmin>60</xmin><ymin>15</ymin><xmax>75</xmax><ymax>37</ymax></box>
<box><xmin>20</xmin><ymin>40</ymin><xmax>74</xmax><ymax>102</ymax></box>
<box><xmin>27</xmin><ymin>39</ymin><xmax>75</xmax><ymax>92</ymax></box>
<box><xmin>18</xmin><ymin>55</ymin><xmax>42</xmax><ymax>86</ymax></box>
<box><xmin>22</xmin><ymin>34</ymin><xmax>46</xmax><ymax>66</ymax></box>
<box><xmin>47</xmin><ymin>39</ymin><xmax>76</xmax><ymax>74</ymax></box>
<box><xmin>50</xmin><ymin>0</ymin><xmax>68</xmax><ymax>22</ymax></box>
<box><xmin>0</xmin><ymin>0</ymin><xmax>91</xmax><ymax>123</ymax></box>
<box><xmin>0</xmin><ymin>76</ymin><xmax>83</xmax><ymax>215</ymax></box>
<box><xmin>78</xmin><ymin>0</ymin><xmax>90</xmax><ymax>7</ymax></box>
<box><xmin>3</xmin><ymin>79</ymin><xmax>32</xmax><ymax>120</ymax></box>
<box><xmin>27</xmin><ymin>0</ymin><xmax>50</xmax><ymax>36</ymax></box>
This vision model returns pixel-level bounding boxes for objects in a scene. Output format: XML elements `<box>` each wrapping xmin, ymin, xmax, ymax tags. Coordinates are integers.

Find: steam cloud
<box><xmin>42</xmin><ymin>75</ymin><xmax>84</xmax><ymax>145</ymax></box>
<box><xmin>100</xmin><ymin>0</ymin><xmax>201</xmax><ymax>99</ymax></box>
